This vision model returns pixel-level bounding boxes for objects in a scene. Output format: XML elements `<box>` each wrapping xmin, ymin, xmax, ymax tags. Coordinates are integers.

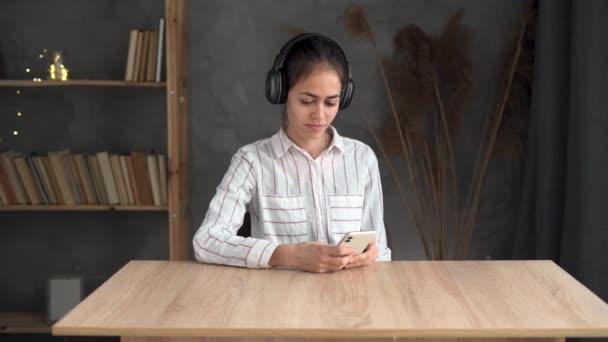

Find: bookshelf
<box><xmin>0</xmin><ymin>0</ymin><xmax>189</xmax><ymax>333</ymax></box>
<box><xmin>0</xmin><ymin>312</ymin><xmax>51</xmax><ymax>334</ymax></box>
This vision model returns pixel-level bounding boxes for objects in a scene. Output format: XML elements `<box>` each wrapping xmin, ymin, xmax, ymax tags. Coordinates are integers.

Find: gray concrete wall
<box><xmin>0</xmin><ymin>1</ymin><xmax>527</xmax><ymax>340</ymax></box>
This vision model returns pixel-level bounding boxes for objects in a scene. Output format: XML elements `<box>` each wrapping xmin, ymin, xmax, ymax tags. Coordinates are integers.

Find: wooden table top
<box><xmin>53</xmin><ymin>260</ymin><xmax>608</xmax><ymax>338</ymax></box>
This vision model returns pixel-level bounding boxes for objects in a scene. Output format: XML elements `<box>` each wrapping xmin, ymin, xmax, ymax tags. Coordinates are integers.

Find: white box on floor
<box><xmin>47</xmin><ymin>276</ymin><xmax>83</xmax><ymax>323</ymax></box>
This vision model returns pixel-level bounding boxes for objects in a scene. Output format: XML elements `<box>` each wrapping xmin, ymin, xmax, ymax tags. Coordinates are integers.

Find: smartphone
<box><xmin>337</xmin><ymin>231</ymin><xmax>376</xmax><ymax>254</ymax></box>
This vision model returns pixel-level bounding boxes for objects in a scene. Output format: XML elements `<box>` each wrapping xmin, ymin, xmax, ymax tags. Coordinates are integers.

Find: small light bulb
<box><xmin>17</xmin><ymin>112</ymin><xmax>22</xmax><ymax>117</ymax></box>
<box><xmin>16</xmin><ymin>90</ymin><xmax>21</xmax><ymax>95</ymax></box>
<box><xmin>25</xmin><ymin>68</ymin><xmax>30</xmax><ymax>73</ymax></box>
<box><xmin>13</xmin><ymin>131</ymin><xmax>18</xmax><ymax>136</ymax></box>
<box><xmin>39</xmin><ymin>54</ymin><xmax>44</xmax><ymax>59</ymax></box>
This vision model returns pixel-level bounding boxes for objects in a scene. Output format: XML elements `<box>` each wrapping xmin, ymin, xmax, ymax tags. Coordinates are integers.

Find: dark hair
<box><xmin>284</xmin><ymin>36</ymin><xmax>348</xmax><ymax>90</ymax></box>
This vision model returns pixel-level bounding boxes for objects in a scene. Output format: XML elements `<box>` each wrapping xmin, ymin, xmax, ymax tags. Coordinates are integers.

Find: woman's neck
<box><xmin>285</xmin><ymin>127</ymin><xmax>332</xmax><ymax>160</ymax></box>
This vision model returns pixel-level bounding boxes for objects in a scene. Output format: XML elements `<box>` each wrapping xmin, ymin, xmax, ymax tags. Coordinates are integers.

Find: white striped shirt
<box><xmin>193</xmin><ymin>126</ymin><xmax>391</xmax><ymax>268</ymax></box>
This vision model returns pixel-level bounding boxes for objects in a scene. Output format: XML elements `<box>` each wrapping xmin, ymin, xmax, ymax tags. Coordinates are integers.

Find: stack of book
<box><xmin>0</xmin><ymin>151</ymin><xmax>168</xmax><ymax>206</ymax></box>
<box><xmin>124</xmin><ymin>18</ymin><xmax>165</xmax><ymax>82</ymax></box>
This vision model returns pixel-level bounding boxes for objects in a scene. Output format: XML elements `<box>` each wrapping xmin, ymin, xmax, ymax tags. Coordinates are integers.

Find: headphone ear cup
<box><xmin>276</xmin><ymin>70</ymin><xmax>288</xmax><ymax>104</ymax></box>
<box><xmin>339</xmin><ymin>79</ymin><xmax>355</xmax><ymax>110</ymax></box>
<box><xmin>265</xmin><ymin>70</ymin><xmax>280</xmax><ymax>104</ymax></box>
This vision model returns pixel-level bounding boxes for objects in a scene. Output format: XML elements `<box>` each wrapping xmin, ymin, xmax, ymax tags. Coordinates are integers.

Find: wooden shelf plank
<box><xmin>0</xmin><ymin>312</ymin><xmax>51</xmax><ymax>334</ymax></box>
<box><xmin>0</xmin><ymin>205</ymin><xmax>168</xmax><ymax>211</ymax></box>
<box><xmin>113</xmin><ymin>205</ymin><xmax>169</xmax><ymax>211</ymax></box>
<box><xmin>0</xmin><ymin>80</ymin><xmax>166</xmax><ymax>87</ymax></box>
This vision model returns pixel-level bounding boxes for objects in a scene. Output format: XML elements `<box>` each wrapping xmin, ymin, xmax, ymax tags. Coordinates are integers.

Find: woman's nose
<box><xmin>311</xmin><ymin>103</ymin><xmax>325</xmax><ymax>119</ymax></box>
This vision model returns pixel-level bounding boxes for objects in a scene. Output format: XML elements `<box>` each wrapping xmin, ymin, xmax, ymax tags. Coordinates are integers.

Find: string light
<box><xmin>17</xmin><ymin>112</ymin><xmax>22</xmax><ymax>117</ymax></box>
<box><xmin>48</xmin><ymin>51</ymin><xmax>69</xmax><ymax>81</ymax></box>
<box><xmin>13</xmin><ymin>131</ymin><xmax>19</xmax><ymax>136</ymax></box>
<box><xmin>25</xmin><ymin>68</ymin><xmax>30</xmax><ymax>73</ymax></box>
<box><xmin>16</xmin><ymin>90</ymin><xmax>21</xmax><ymax>95</ymax></box>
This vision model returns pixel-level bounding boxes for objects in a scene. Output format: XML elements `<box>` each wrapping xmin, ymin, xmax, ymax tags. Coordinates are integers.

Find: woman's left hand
<box><xmin>344</xmin><ymin>241</ymin><xmax>378</xmax><ymax>269</ymax></box>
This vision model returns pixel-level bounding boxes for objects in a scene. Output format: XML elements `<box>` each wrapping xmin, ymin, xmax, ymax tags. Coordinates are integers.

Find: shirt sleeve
<box><xmin>192</xmin><ymin>149</ymin><xmax>278</xmax><ymax>268</ymax></box>
<box><xmin>361</xmin><ymin>146</ymin><xmax>392</xmax><ymax>261</ymax></box>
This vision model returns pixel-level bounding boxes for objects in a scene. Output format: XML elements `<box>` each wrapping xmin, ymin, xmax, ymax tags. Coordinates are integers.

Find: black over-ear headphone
<box><xmin>265</xmin><ymin>33</ymin><xmax>355</xmax><ymax>110</ymax></box>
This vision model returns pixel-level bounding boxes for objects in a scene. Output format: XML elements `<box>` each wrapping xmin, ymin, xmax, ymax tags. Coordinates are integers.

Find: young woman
<box><xmin>193</xmin><ymin>33</ymin><xmax>391</xmax><ymax>273</ymax></box>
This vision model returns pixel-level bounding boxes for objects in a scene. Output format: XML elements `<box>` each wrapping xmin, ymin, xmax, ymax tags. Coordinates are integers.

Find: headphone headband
<box><xmin>272</xmin><ymin>33</ymin><xmax>352</xmax><ymax>79</ymax></box>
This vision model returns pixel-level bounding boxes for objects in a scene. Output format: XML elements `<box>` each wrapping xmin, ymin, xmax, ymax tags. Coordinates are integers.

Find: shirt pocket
<box><xmin>329</xmin><ymin>194</ymin><xmax>364</xmax><ymax>241</ymax></box>
<box><xmin>260</xmin><ymin>195</ymin><xmax>308</xmax><ymax>244</ymax></box>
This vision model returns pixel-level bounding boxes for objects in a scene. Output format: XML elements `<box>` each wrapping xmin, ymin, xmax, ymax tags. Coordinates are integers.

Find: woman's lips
<box><xmin>306</xmin><ymin>124</ymin><xmax>325</xmax><ymax>131</ymax></box>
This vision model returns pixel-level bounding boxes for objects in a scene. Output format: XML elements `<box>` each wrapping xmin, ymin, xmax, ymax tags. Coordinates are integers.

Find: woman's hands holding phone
<box><xmin>343</xmin><ymin>241</ymin><xmax>378</xmax><ymax>269</ymax></box>
<box><xmin>269</xmin><ymin>240</ymin><xmax>378</xmax><ymax>273</ymax></box>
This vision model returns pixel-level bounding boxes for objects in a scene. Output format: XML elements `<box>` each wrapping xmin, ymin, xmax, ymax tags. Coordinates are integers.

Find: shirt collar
<box><xmin>270</xmin><ymin>126</ymin><xmax>345</xmax><ymax>158</ymax></box>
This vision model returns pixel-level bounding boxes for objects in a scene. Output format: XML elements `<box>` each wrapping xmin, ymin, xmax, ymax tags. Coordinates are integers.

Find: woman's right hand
<box><xmin>269</xmin><ymin>242</ymin><xmax>357</xmax><ymax>273</ymax></box>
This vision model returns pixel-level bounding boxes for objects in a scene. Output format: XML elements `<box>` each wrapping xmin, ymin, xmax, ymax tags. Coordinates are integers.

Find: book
<box><xmin>156</xmin><ymin>18</ymin><xmax>165</xmax><ymax>82</ymax></box>
<box><xmin>0</xmin><ymin>162</ymin><xmax>17</xmax><ymax>204</ymax></box>
<box><xmin>130</xmin><ymin>153</ymin><xmax>154</xmax><ymax>206</ymax></box>
<box><xmin>48</xmin><ymin>151</ymin><xmax>76</xmax><ymax>205</ymax></box>
<box><xmin>96</xmin><ymin>152</ymin><xmax>119</xmax><ymax>205</ymax></box>
<box><xmin>158</xmin><ymin>154</ymin><xmax>167</xmax><ymax>205</ymax></box>
<box><xmin>126</xmin><ymin>155</ymin><xmax>140</xmax><ymax>205</ymax></box>
<box><xmin>119</xmin><ymin>155</ymin><xmax>134</xmax><ymax>205</ymax></box>
<box><xmin>74</xmin><ymin>154</ymin><xmax>98</xmax><ymax>204</ymax></box>
<box><xmin>34</xmin><ymin>156</ymin><xmax>57</xmax><ymax>204</ymax></box>
<box><xmin>43</xmin><ymin>156</ymin><xmax>65</xmax><ymax>204</ymax></box>
<box><xmin>87</xmin><ymin>155</ymin><xmax>108</xmax><ymax>205</ymax></box>
<box><xmin>1</xmin><ymin>151</ymin><xmax>28</xmax><ymax>204</ymax></box>
<box><xmin>110</xmin><ymin>155</ymin><xmax>128</xmax><ymax>205</ymax></box>
<box><xmin>138</xmin><ymin>31</ymin><xmax>150</xmax><ymax>82</ymax></box>
<box><xmin>147</xmin><ymin>154</ymin><xmax>161</xmax><ymax>206</ymax></box>
<box><xmin>14</xmin><ymin>155</ymin><xmax>42</xmax><ymax>204</ymax></box>
<box><xmin>125</xmin><ymin>29</ymin><xmax>138</xmax><ymax>81</ymax></box>
<box><xmin>27</xmin><ymin>156</ymin><xmax>49</xmax><ymax>204</ymax></box>
<box><xmin>62</xmin><ymin>153</ymin><xmax>83</xmax><ymax>204</ymax></box>
<box><xmin>146</xmin><ymin>31</ymin><xmax>159</xmax><ymax>82</ymax></box>
<box><xmin>133</xmin><ymin>31</ymin><xmax>144</xmax><ymax>83</ymax></box>
<box><xmin>0</xmin><ymin>162</ymin><xmax>15</xmax><ymax>204</ymax></box>
<box><xmin>70</xmin><ymin>154</ymin><xmax>87</xmax><ymax>204</ymax></box>
<box><xmin>0</xmin><ymin>176</ymin><xmax>7</xmax><ymax>204</ymax></box>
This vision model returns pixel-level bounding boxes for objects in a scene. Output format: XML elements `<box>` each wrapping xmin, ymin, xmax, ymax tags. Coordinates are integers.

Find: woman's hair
<box><xmin>284</xmin><ymin>36</ymin><xmax>348</xmax><ymax>91</ymax></box>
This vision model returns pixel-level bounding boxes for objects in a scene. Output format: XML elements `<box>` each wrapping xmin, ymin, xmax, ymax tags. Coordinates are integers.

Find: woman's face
<box><xmin>285</xmin><ymin>64</ymin><xmax>342</xmax><ymax>141</ymax></box>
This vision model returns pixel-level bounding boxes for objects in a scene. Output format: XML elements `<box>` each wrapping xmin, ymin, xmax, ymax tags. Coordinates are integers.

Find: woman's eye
<box><xmin>301</xmin><ymin>100</ymin><xmax>314</xmax><ymax>105</ymax></box>
<box><xmin>326</xmin><ymin>102</ymin><xmax>338</xmax><ymax>107</ymax></box>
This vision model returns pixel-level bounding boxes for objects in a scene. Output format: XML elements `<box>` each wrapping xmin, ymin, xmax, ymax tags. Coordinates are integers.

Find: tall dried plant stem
<box><xmin>433</xmin><ymin>82</ymin><xmax>459</xmax><ymax>258</ymax></box>
<box><xmin>422</xmin><ymin>141</ymin><xmax>441</xmax><ymax>259</ymax></box>
<box><xmin>457</xmin><ymin>114</ymin><xmax>489</xmax><ymax>258</ymax></box>
<box><xmin>377</xmin><ymin>59</ymin><xmax>431</xmax><ymax>258</ymax></box>
<box><xmin>433</xmin><ymin>111</ymin><xmax>445</xmax><ymax>259</ymax></box>
<box><xmin>369</xmin><ymin>128</ymin><xmax>431</xmax><ymax>259</ymax></box>
<box><xmin>459</xmin><ymin>11</ymin><xmax>529</xmax><ymax>258</ymax></box>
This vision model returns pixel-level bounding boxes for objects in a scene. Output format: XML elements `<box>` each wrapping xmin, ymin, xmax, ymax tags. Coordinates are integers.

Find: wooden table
<box><xmin>52</xmin><ymin>260</ymin><xmax>608</xmax><ymax>342</ymax></box>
